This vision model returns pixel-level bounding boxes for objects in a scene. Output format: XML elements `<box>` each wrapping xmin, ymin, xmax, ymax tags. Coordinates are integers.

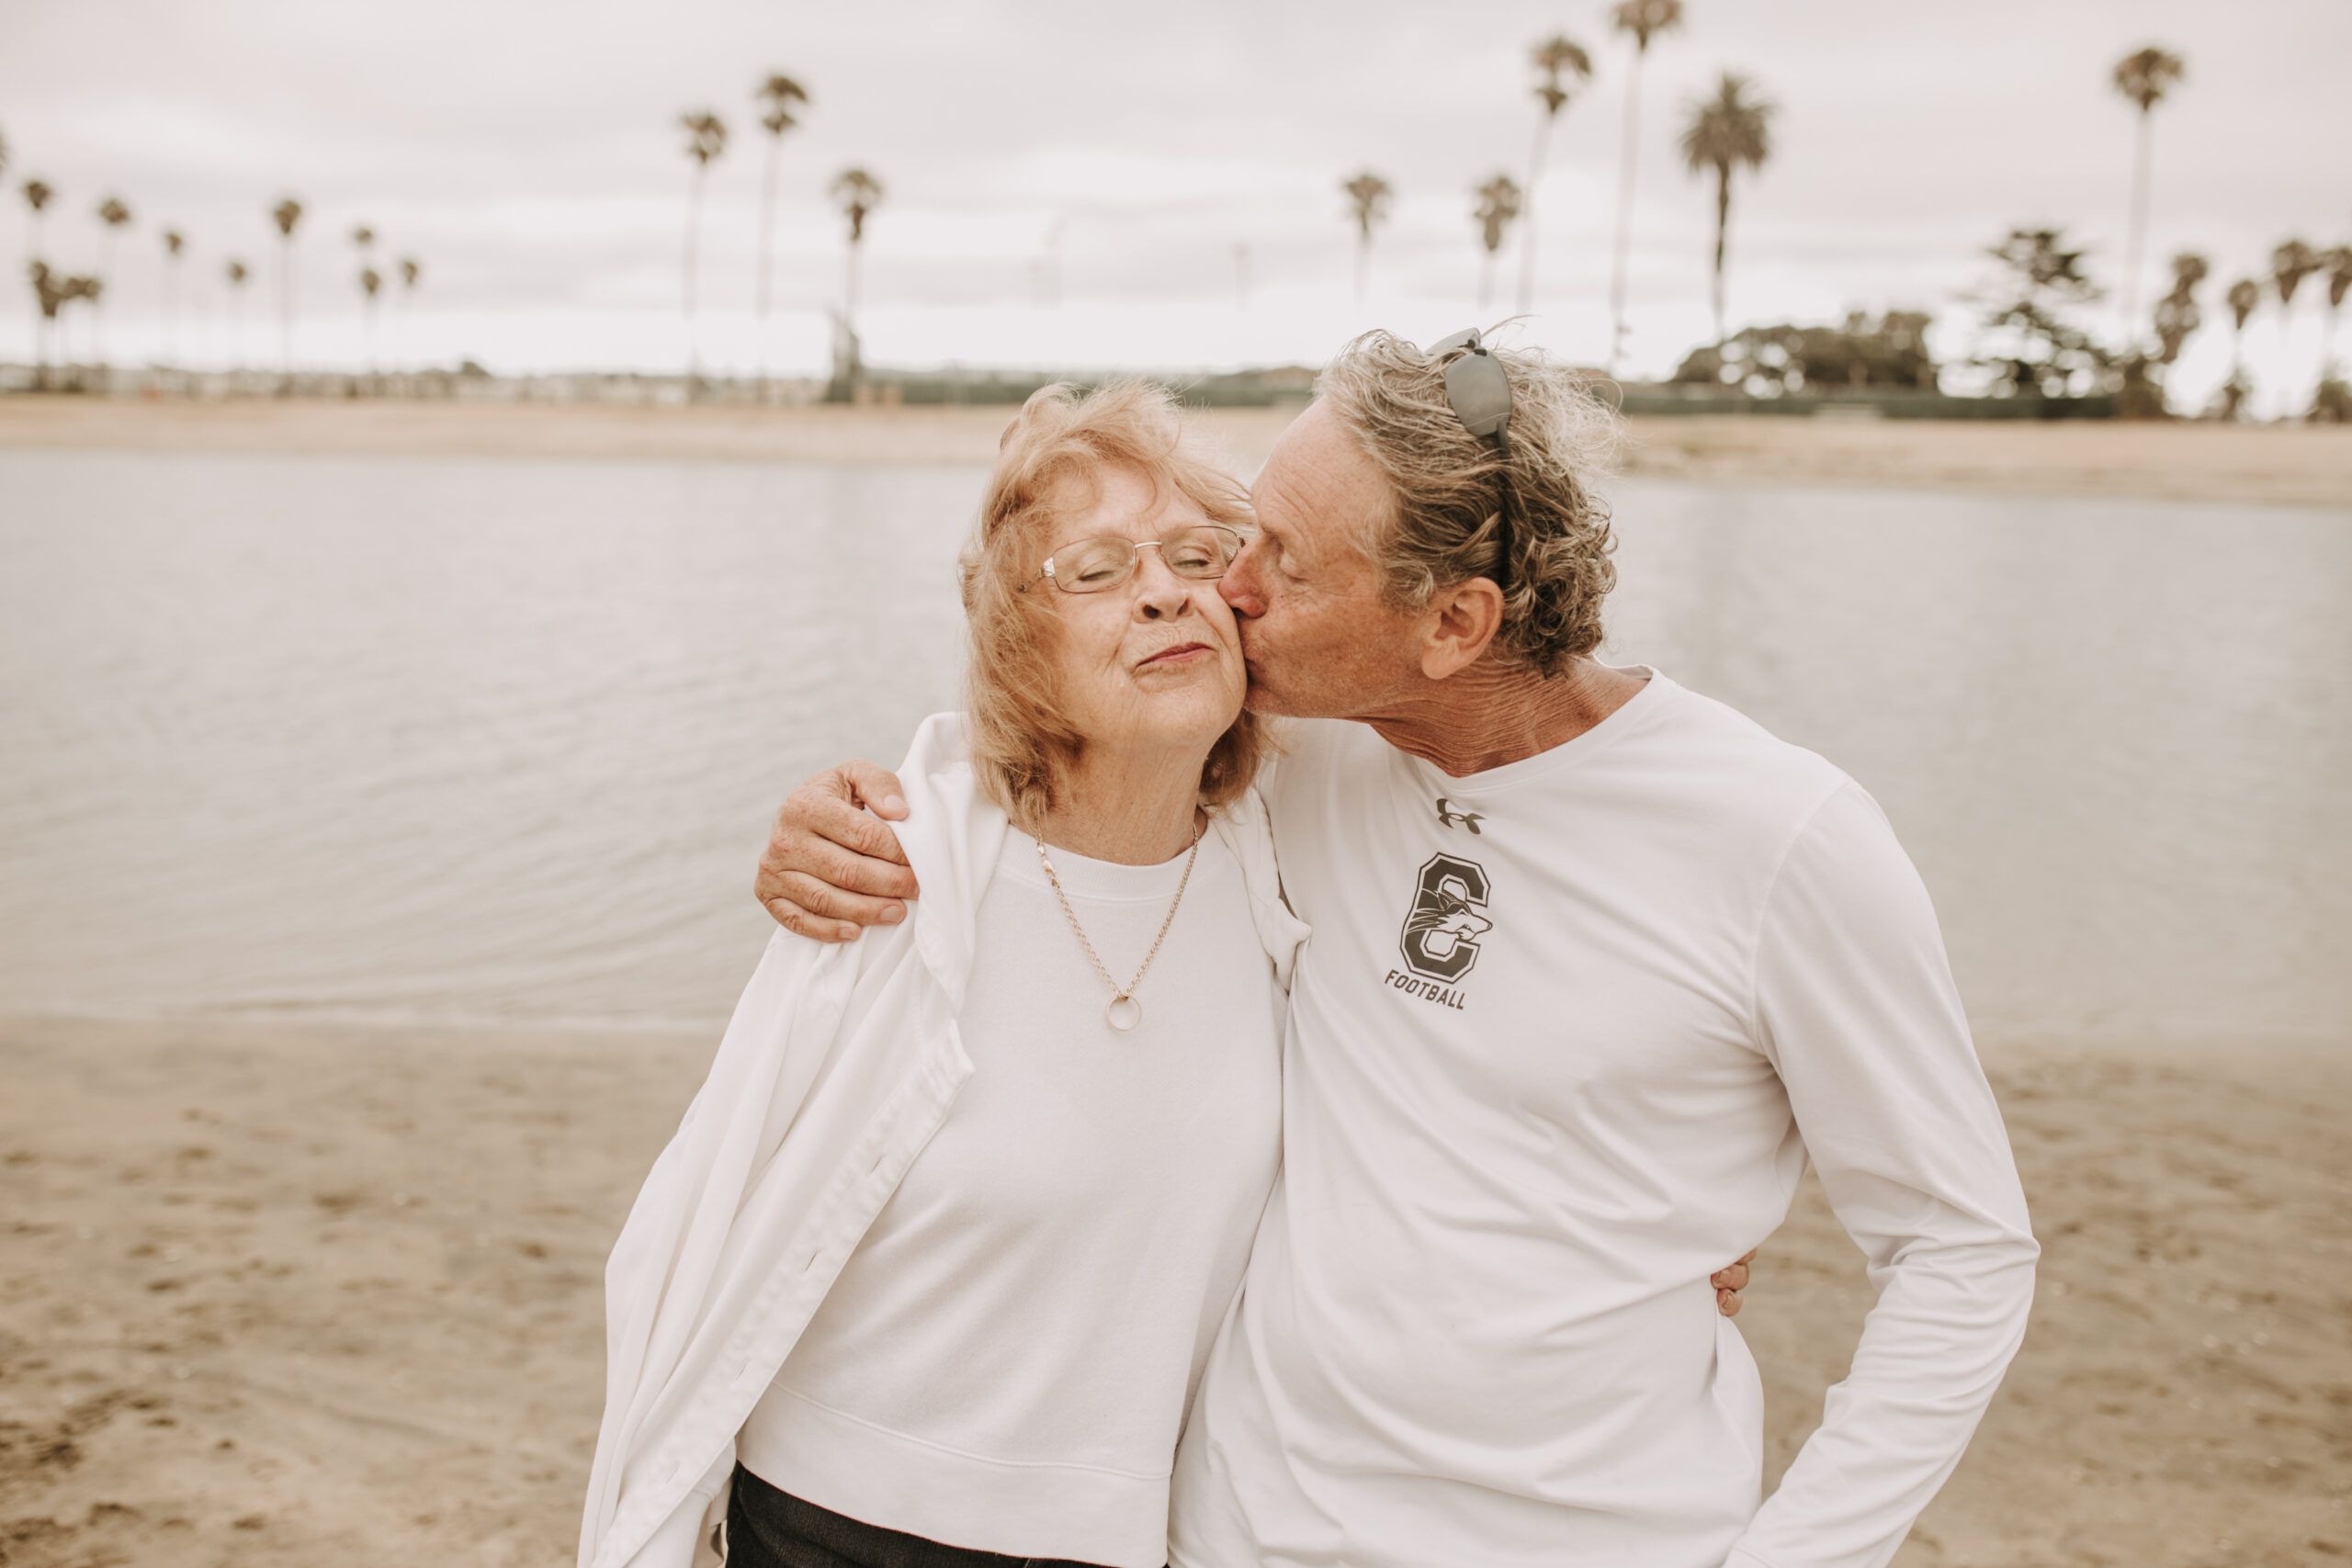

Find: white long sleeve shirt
<box><xmin>580</xmin><ymin>714</ymin><xmax>1307</xmax><ymax>1568</ymax></box>
<box><xmin>1170</xmin><ymin>672</ymin><xmax>2037</xmax><ymax>1568</ymax></box>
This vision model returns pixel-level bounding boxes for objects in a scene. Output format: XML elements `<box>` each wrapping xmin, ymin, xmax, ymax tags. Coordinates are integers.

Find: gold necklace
<box><xmin>1034</xmin><ymin>821</ymin><xmax>1204</xmax><ymax>1033</ymax></box>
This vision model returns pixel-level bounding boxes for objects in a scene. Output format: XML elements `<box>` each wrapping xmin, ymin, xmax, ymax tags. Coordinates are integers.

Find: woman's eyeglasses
<box><xmin>1024</xmin><ymin>524</ymin><xmax>1248</xmax><ymax>595</ymax></box>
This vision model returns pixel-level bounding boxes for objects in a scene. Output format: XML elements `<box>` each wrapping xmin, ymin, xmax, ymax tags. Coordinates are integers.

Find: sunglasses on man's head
<box><xmin>1429</xmin><ymin>328</ymin><xmax>1519</xmax><ymax>592</ymax></box>
<box><xmin>1432</xmin><ymin>327</ymin><xmax>1515</xmax><ymax>440</ymax></box>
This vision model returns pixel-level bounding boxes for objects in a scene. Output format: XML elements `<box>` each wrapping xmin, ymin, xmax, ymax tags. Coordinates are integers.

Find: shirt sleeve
<box><xmin>1726</xmin><ymin>782</ymin><xmax>2038</xmax><ymax>1568</ymax></box>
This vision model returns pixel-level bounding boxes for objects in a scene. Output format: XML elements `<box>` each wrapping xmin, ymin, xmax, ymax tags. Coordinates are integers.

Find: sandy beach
<box><xmin>2</xmin><ymin>394</ymin><xmax>2348</xmax><ymax>507</ymax></box>
<box><xmin>2</xmin><ymin>1014</ymin><xmax>2345</xmax><ymax>1567</ymax></box>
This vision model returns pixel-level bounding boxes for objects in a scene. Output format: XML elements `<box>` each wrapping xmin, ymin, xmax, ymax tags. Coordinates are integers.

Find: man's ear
<box><xmin>1419</xmin><ymin>577</ymin><xmax>1506</xmax><ymax>681</ymax></box>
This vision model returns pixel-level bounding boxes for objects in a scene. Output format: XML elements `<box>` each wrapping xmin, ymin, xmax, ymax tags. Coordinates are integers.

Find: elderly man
<box><xmin>752</xmin><ymin>332</ymin><xmax>2037</xmax><ymax>1568</ymax></box>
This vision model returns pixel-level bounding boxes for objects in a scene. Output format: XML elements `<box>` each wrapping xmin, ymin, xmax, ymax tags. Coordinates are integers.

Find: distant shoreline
<box><xmin>2</xmin><ymin>395</ymin><xmax>2347</xmax><ymax>507</ymax></box>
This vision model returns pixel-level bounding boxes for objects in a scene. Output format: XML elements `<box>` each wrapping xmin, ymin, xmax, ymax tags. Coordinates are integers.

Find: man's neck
<box><xmin>1362</xmin><ymin>656</ymin><xmax>1649</xmax><ymax>778</ymax></box>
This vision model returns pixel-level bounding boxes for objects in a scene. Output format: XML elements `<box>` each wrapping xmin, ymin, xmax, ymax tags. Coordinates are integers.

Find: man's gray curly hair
<box><xmin>1315</xmin><ymin>330</ymin><xmax>1623</xmax><ymax>675</ymax></box>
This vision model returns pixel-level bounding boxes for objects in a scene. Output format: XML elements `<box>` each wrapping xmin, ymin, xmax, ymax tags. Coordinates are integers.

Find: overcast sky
<box><xmin>4</xmin><ymin>0</ymin><xmax>2346</xmax><ymax>406</ymax></box>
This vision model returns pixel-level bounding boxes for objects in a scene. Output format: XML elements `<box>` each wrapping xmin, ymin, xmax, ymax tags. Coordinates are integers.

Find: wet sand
<box><xmin>1</xmin><ymin>1014</ymin><xmax>2345</xmax><ymax>1567</ymax></box>
<box><xmin>2</xmin><ymin>395</ymin><xmax>2348</xmax><ymax>506</ymax></box>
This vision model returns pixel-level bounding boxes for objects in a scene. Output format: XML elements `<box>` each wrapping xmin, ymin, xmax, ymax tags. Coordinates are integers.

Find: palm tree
<box><xmin>1679</xmin><ymin>73</ymin><xmax>1774</xmax><ymax>349</ymax></box>
<box><xmin>2111</xmin><ymin>47</ymin><xmax>2185</xmax><ymax>350</ymax></box>
<box><xmin>2220</xmin><ymin>276</ymin><xmax>2261</xmax><ymax>418</ymax></box>
<box><xmin>224</xmin><ymin>257</ymin><xmax>250</xmax><ymax>373</ymax></box>
<box><xmin>753</xmin><ymin>73</ymin><xmax>809</xmax><ymax>391</ymax></box>
<box><xmin>270</xmin><ymin>197</ymin><xmax>303</xmax><ymax>378</ymax></box>
<box><xmin>28</xmin><ymin>263</ymin><xmax>96</xmax><ymax>381</ymax></box>
<box><xmin>48</xmin><ymin>270</ymin><xmax>102</xmax><ymax>374</ymax></box>
<box><xmin>95</xmin><ymin>195</ymin><xmax>131</xmax><ymax>365</ymax></box>
<box><xmin>2228</xmin><ymin>276</ymin><xmax>2261</xmax><ymax>325</ymax></box>
<box><xmin>1342</xmin><ymin>171</ymin><xmax>1393</xmax><ymax>310</ymax></box>
<box><xmin>2151</xmin><ymin>251</ymin><xmax>2206</xmax><ymax>368</ymax></box>
<box><xmin>1605</xmin><ymin>0</ymin><xmax>1684</xmax><ymax>375</ymax></box>
<box><xmin>1475</xmin><ymin>175</ymin><xmax>1523</xmax><ymax>311</ymax></box>
<box><xmin>350</xmin><ymin>224</ymin><xmax>376</xmax><ymax>374</ymax></box>
<box><xmin>96</xmin><ymin>195</ymin><xmax>132</xmax><ymax>265</ymax></box>
<box><xmin>678</xmin><ymin>110</ymin><xmax>728</xmax><ymax>390</ymax></box>
<box><xmin>2272</xmin><ymin>239</ymin><xmax>2319</xmax><ymax>312</ymax></box>
<box><xmin>358</xmin><ymin>265</ymin><xmax>382</xmax><ymax>380</ymax></box>
<box><xmin>28</xmin><ymin>261</ymin><xmax>60</xmax><ymax>377</ymax></box>
<box><xmin>21</xmin><ymin>178</ymin><xmax>52</xmax><ymax>365</ymax></box>
<box><xmin>21</xmin><ymin>176</ymin><xmax>53</xmax><ymax>257</ymax></box>
<box><xmin>397</xmin><ymin>256</ymin><xmax>420</xmax><ymax>375</ymax></box>
<box><xmin>160</xmin><ymin>228</ymin><xmax>185</xmax><ymax>364</ymax></box>
<box><xmin>831</xmin><ymin>166</ymin><xmax>883</xmax><ymax>327</ymax></box>
<box><xmin>1519</xmin><ymin>35</ymin><xmax>1593</xmax><ymax>315</ymax></box>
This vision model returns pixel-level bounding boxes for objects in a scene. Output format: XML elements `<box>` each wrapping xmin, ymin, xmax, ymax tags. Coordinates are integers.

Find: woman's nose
<box><xmin>1133</xmin><ymin>551</ymin><xmax>1192</xmax><ymax>620</ymax></box>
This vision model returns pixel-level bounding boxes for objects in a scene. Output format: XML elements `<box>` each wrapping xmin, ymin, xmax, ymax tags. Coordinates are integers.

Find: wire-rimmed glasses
<box><xmin>1023</xmin><ymin>524</ymin><xmax>1248</xmax><ymax>594</ymax></box>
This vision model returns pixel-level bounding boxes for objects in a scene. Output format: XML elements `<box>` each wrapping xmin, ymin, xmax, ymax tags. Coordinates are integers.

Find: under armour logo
<box><xmin>1434</xmin><ymin>798</ymin><xmax>1484</xmax><ymax>834</ymax></box>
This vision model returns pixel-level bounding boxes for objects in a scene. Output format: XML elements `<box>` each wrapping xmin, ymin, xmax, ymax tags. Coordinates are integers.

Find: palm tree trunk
<box><xmin>1355</xmin><ymin>237</ymin><xmax>1370</xmax><ymax>311</ymax></box>
<box><xmin>2121</xmin><ymin>109</ymin><xmax>2154</xmax><ymax>353</ymax></box>
<box><xmin>97</xmin><ymin>233</ymin><xmax>115</xmax><ymax>367</ymax></box>
<box><xmin>684</xmin><ymin>165</ymin><xmax>706</xmax><ymax>394</ymax></box>
<box><xmin>757</xmin><ymin>136</ymin><xmax>780</xmax><ymax>395</ymax></box>
<box><xmin>1517</xmin><ymin>110</ymin><xmax>1552</xmax><ymax>315</ymax></box>
<box><xmin>1711</xmin><ymin>164</ymin><xmax>1731</xmax><ymax>348</ymax></box>
<box><xmin>1480</xmin><ymin>249</ymin><xmax>1496</xmax><ymax>313</ymax></box>
<box><xmin>277</xmin><ymin>234</ymin><xmax>294</xmax><ymax>386</ymax></box>
<box><xmin>1607</xmin><ymin>48</ymin><xmax>1648</xmax><ymax>377</ymax></box>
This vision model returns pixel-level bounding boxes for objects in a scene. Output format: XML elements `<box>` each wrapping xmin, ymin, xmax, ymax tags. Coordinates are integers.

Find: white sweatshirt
<box><xmin>1170</xmin><ymin>673</ymin><xmax>2037</xmax><ymax>1568</ymax></box>
<box><xmin>580</xmin><ymin>714</ymin><xmax>1308</xmax><ymax>1568</ymax></box>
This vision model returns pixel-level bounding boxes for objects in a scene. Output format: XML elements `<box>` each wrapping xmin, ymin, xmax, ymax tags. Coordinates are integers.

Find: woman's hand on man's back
<box><xmin>755</xmin><ymin>761</ymin><xmax>922</xmax><ymax>942</ymax></box>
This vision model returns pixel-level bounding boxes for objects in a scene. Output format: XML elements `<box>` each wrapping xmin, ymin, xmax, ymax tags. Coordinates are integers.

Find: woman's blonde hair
<box><xmin>958</xmin><ymin>379</ymin><xmax>1273</xmax><ymax>831</ymax></box>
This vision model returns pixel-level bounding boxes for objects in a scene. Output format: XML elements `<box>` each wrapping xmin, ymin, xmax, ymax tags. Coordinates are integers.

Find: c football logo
<box><xmin>1399</xmin><ymin>853</ymin><xmax>1493</xmax><ymax>982</ymax></box>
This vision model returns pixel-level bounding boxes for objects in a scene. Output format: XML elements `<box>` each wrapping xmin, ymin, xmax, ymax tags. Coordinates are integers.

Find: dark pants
<box><xmin>724</xmin><ymin>1464</ymin><xmax>1135</xmax><ymax>1568</ymax></box>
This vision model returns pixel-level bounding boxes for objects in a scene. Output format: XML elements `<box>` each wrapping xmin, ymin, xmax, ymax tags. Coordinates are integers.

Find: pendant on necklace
<box><xmin>1105</xmin><ymin>995</ymin><xmax>1142</xmax><ymax>1032</ymax></box>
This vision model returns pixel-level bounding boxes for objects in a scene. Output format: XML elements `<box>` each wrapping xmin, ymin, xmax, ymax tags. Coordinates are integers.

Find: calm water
<box><xmin>1</xmin><ymin>450</ymin><xmax>2345</xmax><ymax>1045</ymax></box>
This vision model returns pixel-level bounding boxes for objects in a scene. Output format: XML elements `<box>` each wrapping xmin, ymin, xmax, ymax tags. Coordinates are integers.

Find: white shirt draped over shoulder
<box><xmin>579</xmin><ymin>712</ymin><xmax>1309</xmax><ymax>1568</ymax></box>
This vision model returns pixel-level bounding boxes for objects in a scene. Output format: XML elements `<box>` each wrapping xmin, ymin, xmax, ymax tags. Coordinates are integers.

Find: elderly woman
<box><xmin>579</xmin><ymin>381</ymin><xmax>1307</xmax><ymax>1568</ymax></box>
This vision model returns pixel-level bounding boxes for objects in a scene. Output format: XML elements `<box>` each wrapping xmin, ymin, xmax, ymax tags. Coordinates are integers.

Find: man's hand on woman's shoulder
<box><xmin>754</xmin><ymin>761</ymin><xmax>923</xmax><ymax>942</ymax></box>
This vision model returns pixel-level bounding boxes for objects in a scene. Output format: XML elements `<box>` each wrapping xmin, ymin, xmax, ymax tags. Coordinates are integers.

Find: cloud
<box><xmin>2</xmin><ymin>0</ymin><xmax>2344</xmax><ymax>400</ymax></box>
